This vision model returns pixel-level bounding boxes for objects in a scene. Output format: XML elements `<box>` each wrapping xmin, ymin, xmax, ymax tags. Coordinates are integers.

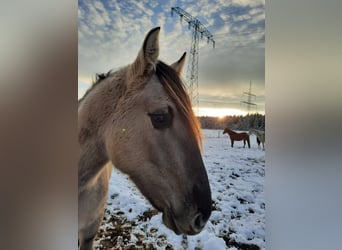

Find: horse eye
<box><xmin>148</xmin><ymin>109</ymin><xmax>173</xmax><ymax>129</ymax></box>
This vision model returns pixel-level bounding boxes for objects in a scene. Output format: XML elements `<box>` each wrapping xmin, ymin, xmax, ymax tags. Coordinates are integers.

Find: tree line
<box><xmin>198</xmin><ymin>113</ymin><xmax>265</xmax><ymax>131</ymax></box>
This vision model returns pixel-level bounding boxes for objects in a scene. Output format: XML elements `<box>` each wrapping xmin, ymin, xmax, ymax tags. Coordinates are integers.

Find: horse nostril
<box><xmin>191</xmin><ymin>213</ymin><xmax>206</xmax><ymax>233</ymax></box>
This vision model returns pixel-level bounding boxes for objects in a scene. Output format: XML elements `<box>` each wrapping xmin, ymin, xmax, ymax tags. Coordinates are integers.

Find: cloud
<box><xmin>233</xmin><ymin>14</ymin><xmax>251</xmax><ymax>22</ymax></box>
<box><xmin>93</xmin><ymin>0</ymin><xmax>105</xmax><ymax>11</ymax></box>
<box><xmin>250</xmin><ymin>12</ymin><xmax>265</xmax><ymax>24</ymax></box>
<box><xmin>78</xmin><ymin>0</ymin><xmax>265</xmax><ymax>113</ymax></box>
<box><xmin>78</xmin><ymin>8</ymin><xmax>83</xmax><ymax>19</ymax></box>
<box><xmin>231</xmin><ymin>0</ymin><xmax>265</xmax><ymax>7</ymax></box>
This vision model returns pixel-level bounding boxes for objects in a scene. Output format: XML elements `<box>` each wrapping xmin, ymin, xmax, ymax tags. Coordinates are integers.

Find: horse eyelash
<box><xmin>147</xmin><ymin>106</ymin><xmax>173</xmax><ymax>116</ymax></box>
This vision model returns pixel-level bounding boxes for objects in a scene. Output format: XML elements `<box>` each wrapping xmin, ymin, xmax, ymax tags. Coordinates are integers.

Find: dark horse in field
<box><xmin>78</xmin><ymin>27</ymin><xmax>212</xmax><ymax>250</ymax></box>
<box><xmin>223</xmin><ymin>128</ymin><xmax>250</xmax><ymax>148</ymax></box>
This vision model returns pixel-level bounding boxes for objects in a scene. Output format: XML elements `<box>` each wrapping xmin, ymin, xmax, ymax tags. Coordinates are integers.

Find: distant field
<box><xmin>95</xmin><ymin>129</ymin><xmax>265</xmax><ymax>250</ymax></box>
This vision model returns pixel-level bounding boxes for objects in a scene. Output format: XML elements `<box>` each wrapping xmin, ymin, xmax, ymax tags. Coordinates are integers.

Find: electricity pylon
<box><xmin>171</xmin><ymin>7</ymin><xmax>215</xmax><ymax>112</ymax></box>
<box><xmin>241</xmin><ymin>80</ymin><xmax>257</xmax><ymax>113</ymax></box>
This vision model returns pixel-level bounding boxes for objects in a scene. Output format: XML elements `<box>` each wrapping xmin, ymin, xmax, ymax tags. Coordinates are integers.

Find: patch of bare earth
<box><xmin>94</xmin><ymin>209</ymin><xmax>168</xmax><ymax>250</ymax></box>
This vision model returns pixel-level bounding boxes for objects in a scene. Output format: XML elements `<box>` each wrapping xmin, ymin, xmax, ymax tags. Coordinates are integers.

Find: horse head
<box><xmin>106</xmin><ymin>27</ymin><xmax>212</xmax><ymax>235</ymax></box>
<box><xmin>223</xmin><ymin>128</ymin><xmax>230</xmax><ymax>134</ymax></box>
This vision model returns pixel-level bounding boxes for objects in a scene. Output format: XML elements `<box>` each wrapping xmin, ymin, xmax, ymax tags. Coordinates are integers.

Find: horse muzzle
<box><xmin>162</xmin><ymin>206</ymin><xmax>210</xmax><ymax>235</ymax></box>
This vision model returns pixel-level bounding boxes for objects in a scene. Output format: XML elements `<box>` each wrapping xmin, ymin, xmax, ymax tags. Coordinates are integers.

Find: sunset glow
<box><xmin>197</xmin><ymin>107</ymin><xmax>249</xmax><ymax>117</ymax></box>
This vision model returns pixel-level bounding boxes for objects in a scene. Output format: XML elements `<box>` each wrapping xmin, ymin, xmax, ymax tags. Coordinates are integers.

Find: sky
<box><xmin>78</xmin><ymin>0</ymin><xmax>265</xmax><ymax>117</ymax></box>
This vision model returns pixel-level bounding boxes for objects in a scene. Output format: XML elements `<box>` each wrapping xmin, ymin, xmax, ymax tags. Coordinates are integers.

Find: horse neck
<box><xmin>255</xmin><ymin>130</ymin><xmax>263</xmax><ymax>136</ymax></box>
<box><xmin>78</xmin><ymin>73</ymin><xmax>126</xmax><ymax>189</ymax></box>
<box><xmin>227</xmin><ymin>129</ymin><xmax>235</xmax><ymax>135</ymax></box>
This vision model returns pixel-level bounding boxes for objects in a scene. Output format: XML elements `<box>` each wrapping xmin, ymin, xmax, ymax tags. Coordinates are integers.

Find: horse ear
<box><xmin>171</xmin><ymin>52</ymin><xmax>186</xmax><ymax>75</ymax></box>
<box><xmin>131</xmin><ymin>27</ymin><xmax>160</xmax><ymax>76</ymax></box>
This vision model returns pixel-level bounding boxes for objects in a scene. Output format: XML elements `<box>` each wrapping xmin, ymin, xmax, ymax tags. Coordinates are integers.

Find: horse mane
<box><xmin>224</xmin><ymin>128</ymin><xmax>237</xmax><ymax>135</ymax></box>
<box><xmin>155</xmin><ymin>61</ymin><xmax>202</xmax><ymax>148</ymax></box>
<box><xmin>78</xmin><ymin>70</ymin><xmax>113</xmax><ymax>105</ymax></box>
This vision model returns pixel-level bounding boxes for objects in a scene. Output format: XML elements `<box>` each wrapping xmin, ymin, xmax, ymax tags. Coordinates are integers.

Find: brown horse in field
<box><xmin>223</xmin><ymin>128</ymin><xmax>250</xmax><ymax>148</ymax></box>
<box><xmin>78</xmin><ymin>27</ymin><xmax>212</xmax><ymax>250</ymax></box>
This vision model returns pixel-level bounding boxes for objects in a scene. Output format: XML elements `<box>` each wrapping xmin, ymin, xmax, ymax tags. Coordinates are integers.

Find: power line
<box><xmin>171</xmin><ymin>7</ymin><xmax>215</xmax><ymax>114</ymax></box>
<box><xmin>214</xmin><ymin>30</ymin><xmax>264</xmax><ymax>37</ymax></box>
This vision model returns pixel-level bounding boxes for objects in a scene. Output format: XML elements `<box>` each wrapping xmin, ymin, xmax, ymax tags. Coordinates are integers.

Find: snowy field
<box><xmin>94</xmin><ymin>129</ymin><xmax>265</xmax><ymax>250</ymax></box>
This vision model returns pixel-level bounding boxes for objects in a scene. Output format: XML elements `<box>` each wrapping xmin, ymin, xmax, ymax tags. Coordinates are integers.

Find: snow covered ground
<box><xmin>94</xmin><ymin>129</ymin><xmax>265</xmax><ymax>250</ymax></box>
